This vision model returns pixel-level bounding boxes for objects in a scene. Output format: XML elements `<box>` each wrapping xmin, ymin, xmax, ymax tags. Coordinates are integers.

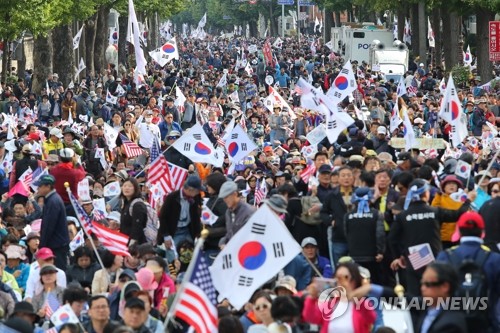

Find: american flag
<box><xmin>407</xmin><ymin>77</ymin><xmax>418</xmax><ymax>95</ymax></box>
<box><xmin>300</xmin><ymin>163</ymin><xmax>317</xmax><ymax>183</ymax></box>
<box><xmin>92</xmin><ymin>221</ymin><xmax>130</xmax><ymax>257</ymax></box>
<box><xmin>148</xmin><ymin>155</ymin><xmax>173</xmax><ymax>194</ymax></box>
<box><xmin>173</xmin><ymin>250</ymin><xmax>218</xmax><ymax>333</ymax></box>
<box><xmin>293</xmin><ymin>85</ymin><xmax>303</xmax><ymax>95</ymax></box>
<box><xmin>408</xmin><ymin>245</ymin><xmax>434</xmax><ymax>270</ymax></box>
<box><xmin>44</xmin><ymin>292</ymin><xmax>60</xmax><ymax>319</ymax></box>
<box><xmin>150</xmin><ymin>136</ymin><xmax>161</xmax><ymax>162</ymax></box>
<box><xmin>254</xmin><ymin>179</ymin><xmax>267</xmax><ymax>206</ymax></box>
<box><xmin>69</xmin><ymin>191</ymin><xmax>94</xmax><ymax>235</ymax></box>
<box><xmin>120</xmin><ymin>134</ymin><xmax>144</xmax><ymax>158</ymax></box>
<box><xmin>167</xmin><ymin>162</ymin><xmax>189</xmax><ymax>191</ymax></box>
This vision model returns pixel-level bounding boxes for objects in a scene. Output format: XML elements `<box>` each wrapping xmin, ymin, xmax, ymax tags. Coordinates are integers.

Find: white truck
<box><xmin>330</xmin><ymin>23</ymin><xmax>394</xmax><ymax>64</ymax></box>
<box><xmin>369</xmin><ymin>40</ymin><xmax>409</xmax><ymax>82</ymax></box>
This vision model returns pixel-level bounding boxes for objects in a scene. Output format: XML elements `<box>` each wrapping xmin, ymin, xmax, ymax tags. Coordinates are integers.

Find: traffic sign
<box><xmin>298</xmin><ymin>0</ymin><xmax>315</xmax><ymax>6</ymax></box>
<box><xmin>489</xmin><ymin>21</ymin><xmax>500</xmax><ymax>61</ymax></box>
<box><xmin>278</xmin><ymin>0</ymin><xmax>294</xmax><ymax>5</ymax></box>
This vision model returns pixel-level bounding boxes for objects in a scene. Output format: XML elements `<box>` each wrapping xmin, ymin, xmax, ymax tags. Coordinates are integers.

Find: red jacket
<box><xmin>50</xmin><ymin>162</ymin><xmax>86</xmax><ymax>203</ymax></box>
<box><xmin>302</xmin><ymin>296</ymin><xmax>375</xmax><ymax>333</ymax></box>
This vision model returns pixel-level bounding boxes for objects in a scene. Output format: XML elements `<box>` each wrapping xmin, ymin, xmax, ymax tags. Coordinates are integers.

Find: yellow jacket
<box><xmin>431</xmin><ymin>193</ymin><xmax>462</xmax><ymax>242</ymax></box>
<box><xmin>42</xmin><ymin>139</ymin><xmax>64</xmax><ymax>159</ymax></box>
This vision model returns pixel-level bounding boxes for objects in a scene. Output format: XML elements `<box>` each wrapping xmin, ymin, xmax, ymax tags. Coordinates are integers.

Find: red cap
<box><xmin>457</xmin><ymin>212</ymin><xmax>485</xmax><ymax>230</ymax></box>
<box><xmin>263</xmin><ymin>146</ymin><xmax>273</xmax><ymax>152</ymax></box>
<box><xmin>27</xmin><ymin>133</ymin><xmax>40</xmax><ymax>141</ymax></box>
<box><xmin>36</xmin><ymin>247</ymin><xmax>55</xmax><ymax>260</ymax></box>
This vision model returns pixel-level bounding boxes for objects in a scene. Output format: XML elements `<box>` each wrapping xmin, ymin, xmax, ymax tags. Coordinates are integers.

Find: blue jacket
<box><xmin>40</xmin><ymin>190</ymin><xmax>70</xmax><ymax>249</ymax></box>
<box><xmin>283</xmin><ymin>254</ymin><xmax>312</xmax><ymax>291</ymax></box>
<box><xmin>316</xmin><ymin>255</ymin><xmax>333</xmax><ymax>278</ymax></box>
<box><xmin>436</xmin><ymin>237</ymin><xmax>500</xmax><ymax>331</ymax></box>
<box><xmin>159</xmin><ymin>121</ymin><xmax>182</xmax><ymax>141</ymax></box>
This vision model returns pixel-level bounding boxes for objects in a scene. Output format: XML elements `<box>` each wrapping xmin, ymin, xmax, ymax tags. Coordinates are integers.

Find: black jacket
<box><xmin>389</xmin><ymin>201</ymin><xmax>470</xmax><ymax>260</ymax></box>
<box><xmin>479</xmin><ymin>197</ymin><xmax>500</xmax><ymax>252</ymax></box>
<box><xmin>320</xmin><ymin>187</ymin><xmax>352</xmax><ymax>242</ymax></box>
<box><xmin>158</xmin><ymin>190</ymin><xmax>201</xmax><ymax>244</ymax></box>
<box><xmin>120</xmin><ymin>198</ymin><xmax>148</xmax><ymax>245</ymax></box>
<box><xmin>40</xmin><ymin>190</ymin><xmax>70</xmax><ymax>249</ymax></box>
<box><xmin>203</xmin><ymin>196</ymin><xmax>227</xmax><ymax>250</ymax></box>
<box><xmin>344</xmin><ymin>208</ymin><xmax>385</xmax><ymax>262</ymax></box>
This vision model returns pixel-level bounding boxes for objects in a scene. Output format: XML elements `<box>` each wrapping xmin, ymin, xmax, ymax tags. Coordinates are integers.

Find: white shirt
<box><xmin>327</xmin><ymin>301</ymin><xmax>354</xmax><ymax>333</ymax></box>
<box><xmin>24</xmin><ymin>261</ymin><xmax>67</xmax><ymax>300</ymax></box>
<box><xmin>135</xmin><ymin>116</ymin><xmax>161</xmax><ymax>148</ymax></box>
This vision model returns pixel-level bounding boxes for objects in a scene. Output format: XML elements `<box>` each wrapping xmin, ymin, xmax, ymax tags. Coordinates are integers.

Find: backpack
<box><xmin>446</xmin><ymin>248</ymin><xmax>491</xmax><ymax>330</ymax></box>
<box><xmin>299</xmin><ymin>196</ymin><xmax>322</xmax><ymax>225</ymax></box>
<box><xmin>129</xmin><ymin>199</ymin><xmax>159</xmax><ymax>245</ymax></box>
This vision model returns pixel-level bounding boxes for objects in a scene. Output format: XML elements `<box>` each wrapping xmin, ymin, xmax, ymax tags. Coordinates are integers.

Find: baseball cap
<box><xmin>49</xmin><ymin>128</ymin><xmax>63</xmax><ymax>138</ymax></box>
<box><xmin>33</xmin><ymin>175</ymin><xmax>56</xmax><ymax>187</ymax></box>
<box><xmin>377</xmin><ymin>126</ymin><xmax>387</xmax><ymax>135</ymax></box>
<box><xmin>21</xmin><ymin>144</ymin><xmax>33</xmax><ymax>154</ymax></box>
<box><xmin>184</xmin><ymin>175</ymin><xmax>204</xmax><ymax>191</ymax></box>
<box><xmin>125</xmin><ymin>297</ymin><xmax>146</xmax><ymax>310</ymax></box>
<box><xmin>59</xmin><ymin>148</ymin><xmax>75</xmax><ymax>158</ymax></box>
<box><xmin>40</xmin><ymin>264</ymin><xmax>58</xmax><ymax>275</ymax></box>
<box><xmin>318</xmin><ymin>164</ymin><xmax>332</xmax><ymax>174</ymax></box>
<box><xmin>274</xmin><ymin>275</ymin><xmax>297</xmax><ymax>294</ymax></box>
<box><xmin>457</xmin><ymin>212</ymin><xmax>484</xmax><ymax>230</ymax></box>
<box><xmin>219</xmin><ymin>181</ymin><xmax>238</xmax><ymax>199</ymax></box>
<box><xmin>301</xmin><ymin>237</ymin><xmax>318</xmax><ymax>247</ymax></box>
<box><xmin>27</xmin><ymin>133</ymin><xmax>40</xmax><ymax>141</ymax></box>
<box><xmin>397</xmin><ymin>152</ymin><xmax>411</xmax><ymax>161</ymax></box>
<box><xmin>36</xmin><ymin>247</ymin><xmax>56</xmax><ymax>260</ymax></box>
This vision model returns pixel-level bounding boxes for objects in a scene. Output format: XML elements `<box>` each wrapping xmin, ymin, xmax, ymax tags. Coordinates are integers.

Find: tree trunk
<box><xmin>397</xmin><ymin>7</ymin><xmax>405</xmax><ymax>42</ymax></box>
<box><xmin>417</xmin><ymin>1</ymin><xmax>427</xmax><ymax>66</ymax></box>
<box><xmin>325</xmin><ymin>10</ymin><xmax>334</xmax><ymax>41</ymax></box>
<box><xmin>249</xmin><ymin>21</ymin><xmax>258</xmax><ymax>38</ymax></box>
<box><xmin>16</xmin><ymin>40</ymin><xmax>26</xmax><ymax>79</ymax></box>
<box><xmin>118</xmin><ymin>15</ymin><xmax>128</xmax><ymax>67</ymax></box>
<box><xmin>32</xmin><ymin>33</ymin><xmax>53</xmax><ymax>95</ymax></box>
<box><xmin>94</xmin><ymin>6</ymin><xmax>109</xmax><ymax>76</ymax></box>
<box><xmin>410</xmin><ymin>3</ymin><xmax>419</xmax><ymax>59</ymax></box>
<box><xmin>432</xmin><ymin>9</ymin><xmax>441</xmax><ymax>69</ymax></box>
<box><xmin>1</xmin><ymin>42</ymin><xmax>8</xmax><ymax>82</ymax></box>
<box><xmin>85</xmin><ymin>16</ymin><xmax>97</xmax><ymax>77</ymax></box>
<box><xmin>149</xmin><ymin>14</ymin><xmax>158</xmax><ymax>50</ymax></box>
<box><xmin>52</xmin><ymin>24</ymin><xmax>75</xmax><ymax>87</ymax></box>
<box><xmin>476</xmin><ymin>8</ymin><xmax>495</xmax><ymax>83</ymax></box>
<box><xmin>442</xmin><ymin>11</ymin><xmax>460</xmax><ymax>71</ymax></box>
<box><xmin>334</xmin><ymin>12</ymin><xmax>340</xmax><ymax>28</ymax></box>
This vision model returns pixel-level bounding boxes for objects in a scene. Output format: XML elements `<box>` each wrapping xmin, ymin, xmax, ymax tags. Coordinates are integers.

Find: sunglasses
<box><xmin>254</xmin><ymin>303</ymin><xmax>270</xmax><ymax>311</ymax></box>
<box><xmin>167</xmin><ymin>136</ymin><xmax>179</xmax><ymax>140</ymax></box>
<box><xmin>420</xmin><ymin>280</ymin><xmax>443</xmax><ymax>288</ymax></box>
<box><xmin>492</xmin><ymin>189</ymin><xmax>500</xmax><ymax>194</ymax></box>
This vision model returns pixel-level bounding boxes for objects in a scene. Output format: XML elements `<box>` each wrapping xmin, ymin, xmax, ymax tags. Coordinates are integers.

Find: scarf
<box><xmin>404</xmin><ymin>183</ymin><xmax>429</xmax><ymax>210</ymax></box>
<box><xmin>352</xmin><ymin>192</ymin><xmax>372</xmax><ymax>215</ymax></box>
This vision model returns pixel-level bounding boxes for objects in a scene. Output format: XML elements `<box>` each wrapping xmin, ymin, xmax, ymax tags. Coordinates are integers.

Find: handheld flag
<box><xmin>209</xmin><ymin>205</ymin><xmax>301</xmax><ymax>310</ymax></box>
<box><xmin>73</xmin><ymin>25</ymin><xmax>84</xmax><ymax>50</ymax></box>
<box><xmin>69</xmin><ymin>229</ymin><xmax>85</xmax><ymax>252</ymax></box>
<box><xmin>402</xmin><ymin>106</ymin><xmax>416</xmax><ymax>151</ymax></box>
<box><xmin>455</xmin><ymin>160</ymin><xmax>472</xmax><ymax>180</ymax></box>
<box><xmin>390</xmin><ymin>100</ymin><xmax>403</xmax><ymax>133</ymax></box>
<box><xmin>51</xmin><ymin>304</ymin><xmax>80</xmax><ymax>327</ymax></box>
<box><xmin>106</xmin><ymin>90</ymin><xmax>118</xmax><ymax>105</ymax></box>
<box><xmin>396</xmin><ymin>77</ymin><xmax>407</xmax><ymax>97</ymax></box>
<box><xmin>427</xmin><ymin>18</ymin><xmax>435</xmax><ymax>48</ymax></box>
<box><xmin>224</xmin><ymin>124</ymin><xmax>258</xmax><ymax>164</ymax></box>
<box><xmin>171</xmin><ymin>124</ymin><xmax>220</xmax><ymax>165</ymax></box>
<box><xmin>326</xmin><ymin>60</ymin><xmax>357</xmax><ymax>103</ymax></box>
<box><xmin>201</xmin><ymin>202</ymin><xmax>218</xmax><ymax>226</ymax></box>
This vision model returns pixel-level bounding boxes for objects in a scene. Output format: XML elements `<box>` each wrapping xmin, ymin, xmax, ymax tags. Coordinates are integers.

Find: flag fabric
<box><xmin>103</xmin><ymin>181</ymin><xmax>121</xmax><ymax>197</ymax></box>
<box><xmin>51</xmin><ymin>304</ymin><xmax>80</xmax><ymax>327</ymax></box>
<box><xmin>427</xmin><ymin>18</ymin><xmax>435</xmax><ymax>48</ymax></box>
<box><xmin>408</xmin><ymin>77</ymin><xmax>418</xmax><ymax>95</ymax></box>
<box><xmin>228</xmin><ymin>90</ymin><xmax>239</xmax><ymax>104</ymax></box>
<box><xmin>224</xmin><ymin>124</ymin><xmax>258</xmax><ymax>164</ymax></box>
<box><xmin>30</xmin><ymin>167</ymin><xmax>48</xmax><ymax>192</ymax></box>
<box><xmin>269</xmin><ymin>86</ymin><xmax>296</xmax><ymax>119</ymax></box>
<box><xmin>172</xmin><ymin>250</ymin><xmax>217</xmax><ymax>333</ymax></box>
<box><xmin>171</xmin><ymin>124</ymin><xmax>220</xmax><ymax>165</ymax></box>
<box><xmin>148</xmin><ymin>153</ymin><xmax>173</xmax><ymax>194</ymax></box>
<box><xmin>408</xmin><ymin>243</ymin><xmax>434</xmax><ymax>270</ymax></box>
<box><xmin>300</xmin><ymin>163</ymin><xmax>316</xmax><ymax>184</ymax></box>
<box><xmin>325</xmin><ymin>40</ymin><xmax>333</xmax><ymax>50</ymax></box>
<box><xmin>272</xmin><ymin>37</ymin><xmax>283</xmax><ymax>49</ymax></box>
<box><xmin>109</xmin><ymin>27</ymin><xmax>118</xmax><ymax>45</ymax></box>
<box><xmin>19</xmin><ymin>167</ymin><xmax>33</xmax><ymax>187</ymax></box>
<box><xmin>217</xmin><ymin>73</ymin><xmax>227</xmax><ymax>87</ymax></box>
<box><xmin>8</xmin><ymin>181</ymin><xmax>30</xmax><ymax>197</ymax></box>
<box><xmin>75</xmin><ymin>58</ymin><xmax>86</xmax><ymax>78</ymax></box>
<box><xmin>402</xmin><ymin>107</ymin><xmax>416</xmax><ymax>151</ymax></box>
<box><xmin>167</xmin><ymin>162</ymin><xmax>189</xmax><ymax>191</ymax></box>
<box><xmin>149</xmin><ymin>38</ymin><xmax>179</xmax><ymax>67</ymax></box>
<box><xmin>198</xmin><ymin>13</ymin><xmax>207</xmax><ymax>28</ymax></box>
<box><xmin>324</xmin><ymin>106</ymin><xmax>355</xmax><ymax>144</ymax></box>
<box><xmin>69</xmin><ymin>229</ymin><xmax>85</xmax><ymax>252</ymax></box>
<box><xmin>201</xmin><ymin>203</ymin><xmax>218</xmax><ymax>226</ymax></box>
<box><xmin>296</xmin><ymin>78</ymin><xmax>332</xmax><ymax>115</ymax></box>
<box><xmin>262</xmin><ymin>39</ymin><xmax>273</xmax><ymax>67</ymax></box>
<box><xmin>403</xmin><ymin>18</ymin><xmax>412</xmax><ymax>45</ymax></box>
<box><xmin>310</xmin><ymin>41</ymin><xmax>316</xmax><ymax>55</ymax></box>
<box><xmin>68</xmin><ymin>191</ymin><xmax>94</xmax><ymax>235</ymax></box>
<box><xmin>150</xmin><ymin>136</ymin><xmax>161</xmax><ymax>162</ymax></box>
<box><xmin>439</xmin><ymin>75</ymin><xmax>467</xmax><ymax>147</ymax></box>
<box><xmin>92</xmin><ymin>221</ymin><xmax>130</xmax><ymax>257</ymax></box>
<box><xmin>73</xmin><ymin>25</ymin><xmax>84</xmax><ymax>50</ymax></box>
<box><xmin>314</xmin><ymin>17</ymin><xmax>320</xmax><ymax>32</ymax></box>
<box><xmin>455</xmin><ymin>160</ymin><xmax>472</xmax><ymax>179</ymax></box>
<box><xmin>254</xmin><ymin>179</ymin><xmax>267</xmax><ymax>206</ymax></box>
<box><xmin>463</xmin><ymin>45</ymin><xmax>472</xmax><ymax>66</ymax></box>
<box><xmin>127</xmin><ymin>0</ymin><xmax>147</xmax><ymax>74</ymax></box>
<box><xmin>175</xmin><ymin>87</ymin><xmax>186</xmax><ymax>113</ymax></box>
<box><xmin>326</xmin><ymin>60</ymin><xmax>357</xmax><ymax>103</ymax></box>
<box><xmin>396</xmin><ymin>77</ymin><xmax>407</xmax><ymax>97</ymax></box>
<box><xmin>149</xmin><ymin>182</ymin><xmax>166</xmax><ymax>210</ymax></box>
<box><xmin>116</xmin><ymin>84</ymin><xmax>126</xmax><ymax>96</ymax></box>
<box><xmin>439</xmin><ymin>78</ymin><xmax>446</xmax><ymax>92</ymax></box>
<box><xmin>119</xmin><ymin>134</ymin><xmax>143</xmax><ymax>158</ymax></box>
<box><xmin>390</xmin><ymin>100</ymin><xmax>403</xmax><ymax>133</ymax></box>
<box><xmin>44</xmin><ymin>292</ymin><xmax>61</xmax><ymax>319</ymax></box>
<box><xmin>106</xmin><ymin>90</ymin><xmax>118</xmax><ymax>105</ymax></box>
<box><xmin>209</xmin><ymin>204</ymin><xmax>301</xmax><ymax>310</ymax></box>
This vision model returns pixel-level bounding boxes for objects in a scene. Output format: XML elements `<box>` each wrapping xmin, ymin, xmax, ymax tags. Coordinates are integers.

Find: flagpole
<box><xmin>65</xmin><ymin>183</ymin><xmax>109</xmax><ymax>286</ymax></box>
<box><xmin>164</xmin><ymin>229</ymin><xmax>209</xmax><ymax>328</ymax></box>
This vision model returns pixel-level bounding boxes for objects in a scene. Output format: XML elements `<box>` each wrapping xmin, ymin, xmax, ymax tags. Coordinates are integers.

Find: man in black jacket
<box><xmin>389</xmin><ymin>179</ymin><xmax>471</xmax><ymax>295</ymax></box>
<box><xmin>158</xmin><ymin>176</ymin><xmax>203</xmax><ymax>246</ymax></box>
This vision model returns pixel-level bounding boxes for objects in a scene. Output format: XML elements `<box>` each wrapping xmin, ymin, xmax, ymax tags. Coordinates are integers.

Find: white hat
<box><xmin>419</xmin><ymin>63</ymin><xmax>424</xmax><ymax>67</ymax></box>
<box><xmin>414</xmin><ymin>117</ymin><xmax>425</xmax><ymax>124</ymax></box>
<box><xmin>50</xmin><ymin>128</ymin><xmax>63</xmax><ymax>138</ymax></box>
<box><xmin>107</xmin><ymin>211</ymin><xmax>121</xmax><ymax>223</ymax></box>
<box><xmin>377</xmin><ymin>126</ymin><xmax>387</xmax><ymax>135</ymax></box>
<box><xmin>60</xmin><ymin>148</ymin><xmax>75</xmax><ymax>158</ymax></box>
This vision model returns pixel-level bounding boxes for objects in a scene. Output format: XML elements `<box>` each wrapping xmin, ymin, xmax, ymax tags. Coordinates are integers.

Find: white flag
<box><xmin>463</xmin><ymin>45</ymin><xmax>472</xmax><ymax>66</ymax></box>
<box><xmin>171</xmin><ymin>123</ymin><xmax>220</xmax><ymax>165</ymax></box>
<box><xmin>102</xmin><ymin>122</ymin><xmax>118</xmax><ymax>150</ymax></box>
<box><xmin>326</xmin><ymin>60</ymin><xmax>357</xmax><ymax>103</ymax></box>
<box><xmin>109</xmin><ymin>27</ymin><xmax>118</xmax><ymax>45</ymax></box>
<box><xmin>396</xmin><ymin>77</ymin><xmax>407</xmax><ymax>97</ymax></box>
<box><xmin>69</xmin><ymin>229</ymin><xmax>85</xmax><ymax>252</ymax></box>
<box><xmin>201</xmin><ymin>203</ymin><xmax>218</xmax><ymax>226</ymax></box>
<box><xmin>198</xmin><ymin>13</ymin><xmax>207</xmax><ymax>28</ymax></box>
<box><xmin>116</xmin><ymin>84</ymin><xmax>126</xmax><ymax>96</ymax></box>
<box><xmin>217</xmin><ymin>73</ymin><xmax>228</xmax><ymax>88</ymax></box>
<box><xmin>68</xmin><ymin>80</ymin><xmax>75</xmax><ymax>89</ymax></box>
<box><xmin>438</xmin><ymin>74</ymin><xmax>468</xmax><ymax>147</ymax></box>
<box><xmin>149</xmin><ymin>38</ymin><xmax>179</xmax><ymax>67</ymax></box>
<box><xmin>224</xmin><ymin>124</ymin><xmax>258</xmax><ymax>164</ymax></box>
<box><xmin>324</xmin><ymin>106</ymin><xmax>355</xmax><ymax>144</ymax></box>
<box><xmin>228</xmin><ymin>90</ymin><xmax>239</xmax><ymax>104</ymax></box>
<box><xmin>390</xmin><ymin>100</ymin><xmax>403</xmax><ymax>133</ymax></box>
<box><xmin>73</xmin><ymin>25</ymin><xmax>84</xmax><ymax>50</ymax></box>
<box><xmin>75</xmin><ymin>58</ymin><xmax>86</xmax><ymax>78</ymax></box>
<box><xmin>314</xmin><ymin>17</ymin><xmax>320</xmax><ymax>32</ymax></box>
<box><xmin>455</xmin><ymin>160</ymin><xmax>472</xmax><ymax>179</ymax></box>
<box><xmin>106</xmin><ymin>89</ymin><xmax>118</xmax><ymax>105</ymax></box>
<box><xmin>244</xmin><ymin>62</ymin><xmax>253</xmax><ymax>76</ymax></box>
<box><xmin>296</xmin><ymin>78</ymin><xmax>334</xmax><ymax>116</ymax></box>
<box><xmin>402</xmin><ymin>107</ymin><xmax>416</xmax><ymax>151</ymax></box>
<box><xmin>51</xmin><ymin>304</ymin><xmax>80</xmax><ymax>327</ymax></box>
<box><xmin>427</xmin><ymin>18</ymin><xmax>435</xmax><ymax>48</ymax></box>
<box><xmin>174</xmin><ymin>86</ymin><xmax>186</xmax><ymax>110</ymax></box>
<box><xmin>269</xmin><ymin>86</ymin><xmax>296</xmax><ymax>120</ymax></box>
<box><xmin>325</xmin><ymin>40</ymin><xmax>333</xmax><ymax>50</ymax></box>
<box><xmin>273</xmin><ymin>37</ymin><xmax>283</xmax><ymax>48</ymax></box>
<box><xmin>104</xmin><ymin>181</ymin><xmax>121</xmax><ymax>197</ymax></box>
<box><xmin>209</xmin><ymin>205</ymin><xmax>301</xmax><ymax>310</ymax></box>
<box><xmin>127</xmin><ymin>0</ymin><xmax>147</xmax><ymax>74</ymax></box>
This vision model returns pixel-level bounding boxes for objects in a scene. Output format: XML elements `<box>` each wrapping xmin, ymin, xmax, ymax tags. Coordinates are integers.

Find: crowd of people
<box><xmin>0</xmin><ymin>33</ymin><xmax>498</xmax><ymax>333</ymax></box>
